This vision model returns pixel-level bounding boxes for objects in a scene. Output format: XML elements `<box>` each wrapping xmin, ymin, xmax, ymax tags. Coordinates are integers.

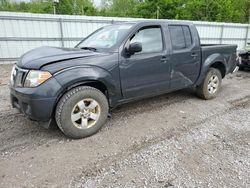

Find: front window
<box><xmin>76</xmin><ymin>24</ymin><xmax>134</xmax><ymax>50</ymax></box>
<box><xmin>130</xmin><ymin>26</ymin><xmax>163</xmax><ymax>54</ymax></box>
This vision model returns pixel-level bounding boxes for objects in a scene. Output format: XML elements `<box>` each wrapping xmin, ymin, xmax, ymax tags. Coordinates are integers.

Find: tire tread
<box><xmin>196</xmin><ymin>68</ymin><xmax>222</xmax><ymax>100</ymax></box>
<box><xmin>55</xmin><ymin>86</ymin><xmax>108</xmax><ymax>138</ymax></box>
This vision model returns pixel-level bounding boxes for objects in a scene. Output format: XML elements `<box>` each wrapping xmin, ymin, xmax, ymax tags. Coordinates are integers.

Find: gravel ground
<box><xmin>0</xmin><ymin>64</ymin><xmax>249</xmax><ymax>187</ymax></box>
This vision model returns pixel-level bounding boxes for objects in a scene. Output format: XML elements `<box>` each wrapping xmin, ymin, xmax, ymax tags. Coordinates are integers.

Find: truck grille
<box><xmin>11</xmin><ymin>65</ymin><xmax>28</xmax><ymax>87</ymax></box>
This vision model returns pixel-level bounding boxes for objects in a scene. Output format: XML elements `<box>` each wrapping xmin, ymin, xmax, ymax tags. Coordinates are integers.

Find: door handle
<box><xmin>161</xmin><ymin>56</ymin><xmax>169</xmax><ymax>62</ymax></box>
<box><xmin>191</xmin><ymin>53</ymin><xmax>198</xmax><ymax>58</ymax></box>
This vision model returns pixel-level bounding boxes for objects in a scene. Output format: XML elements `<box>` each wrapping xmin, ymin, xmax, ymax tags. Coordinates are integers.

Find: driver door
<box><xmin>119</xmin><ymin>25</ymin><xmax>171</xmax><ymax>99</ymax></box>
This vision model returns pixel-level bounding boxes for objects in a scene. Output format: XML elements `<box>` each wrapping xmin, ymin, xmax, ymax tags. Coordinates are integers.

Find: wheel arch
<box><xmin>54</xmin><ymin>80</ymin><xmax>114</xmax><ymax>114</ymax></box>
<box><xmin>196</xmin><ymin>53</ymin><xmax>227</xmax><ymax>85</ymax></box>
<box><xmin>66</xmin><ymin>80</ymin><xmax>108</xmax><ymax>96</ymax></box>
<box><xmin>210</xmin><ymin>61</ymin><xmax>226</xmax><ymax>78</ymax></box>
<box><xmin>52</xmin><ymin>66</ymin><xmax>121</xmax><ymax>116</ymax></box>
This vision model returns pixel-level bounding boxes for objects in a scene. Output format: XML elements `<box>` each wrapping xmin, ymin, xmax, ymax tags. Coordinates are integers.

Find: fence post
<box><xmin>59</xmin><ymin>18</ymin><xmax>64</xmax><ymax>47</ymax></box>
<box><xmin>245</xmin><ymin>25</ymin><xmax>249</xmax><ymax>46</ymax></box>
<box><xmin>220</xmin><ymin>24</ymin><xmax>224</xmax><ymax>44</ymax></box>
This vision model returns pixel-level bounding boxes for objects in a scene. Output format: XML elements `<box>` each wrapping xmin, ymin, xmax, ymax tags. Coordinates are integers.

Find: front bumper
<box><xmin>10</xmin><ymin>77</ymin><xmax>62</xmax><ymax>123</ymax></box>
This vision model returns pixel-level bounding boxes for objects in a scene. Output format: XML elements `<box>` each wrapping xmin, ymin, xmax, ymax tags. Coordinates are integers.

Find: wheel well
<box><xmin>210</xmin><ymin>62</ymin><xmax>226</xmax><ymax>78</ymax></box>
<box><xmin>55</xmin><ymin>81</ymin><xmax>108</xmax><ymax>109</ymax></box>
<box><xmin>68</xmin><ymin>81</ymin><xmax>108</xmax><ymax>96</ymax></box>
<box><xmin>51</xmin><ymin>81</ymin><xmax>109</xmax><ymax>122</ymax></box>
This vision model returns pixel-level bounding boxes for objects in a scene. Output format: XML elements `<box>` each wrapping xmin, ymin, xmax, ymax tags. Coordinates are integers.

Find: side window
<box><xmin>169</xmin><ymin>25</ymin><xmax>193</xmax><ymax>50</ymax></box>
<box><xmin>183</xmin><ymin>26</ymin><xmax>192</xmax><ymax>47</ymax></box>
<box><xmin>169</xmin><ymin>26</ymin><xmax>186</xmax><ymax>50</ymax></box>
<box><xmin>130</xmin><ymin>27</ymin><xmax>163</xmax><ymax>53</ymax></box>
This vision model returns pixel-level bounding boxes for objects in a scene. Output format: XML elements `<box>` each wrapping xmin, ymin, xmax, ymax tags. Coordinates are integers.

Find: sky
<box><xmin>94</xmin><ymin>0</ymin><xmax>101</xmax><ymax>7</ymax></box>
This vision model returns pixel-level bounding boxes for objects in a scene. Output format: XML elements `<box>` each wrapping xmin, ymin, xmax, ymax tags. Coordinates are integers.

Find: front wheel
<box><xmin>55</xmin><ymin>86</ymin><xmax>109</xmax><ymax>139</ymax></box>
<box><xmin>196</xmin><ymin>68</ymin><xmax>222</xmax><ymax>100</ymax></box>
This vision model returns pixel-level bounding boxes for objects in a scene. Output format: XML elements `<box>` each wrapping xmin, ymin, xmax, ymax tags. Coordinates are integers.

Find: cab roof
<box><xmin>113</xmin><ymin>20</ymin><xmax>194</xmax><ymax>26</ymax></box>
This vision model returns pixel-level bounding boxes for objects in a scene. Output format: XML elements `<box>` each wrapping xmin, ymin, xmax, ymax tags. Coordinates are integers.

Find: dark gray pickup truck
<box><xmin>10</xmin><ymin>21</ymin><xmax>238</xmax><ymax>138</ymax></box>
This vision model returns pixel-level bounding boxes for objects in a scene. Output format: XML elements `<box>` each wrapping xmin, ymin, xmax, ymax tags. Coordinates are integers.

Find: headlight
<box><xmin>24</xmin><ymin>70</ymin><xmax>52</xmax><ymax>87</ymax></box>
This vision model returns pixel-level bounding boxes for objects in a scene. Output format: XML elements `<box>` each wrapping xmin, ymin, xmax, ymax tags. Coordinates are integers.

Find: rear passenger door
<box><xmin>168</xmin><ymin>25</ymin><xmax>201</xmax><ymax>90</ymax></box>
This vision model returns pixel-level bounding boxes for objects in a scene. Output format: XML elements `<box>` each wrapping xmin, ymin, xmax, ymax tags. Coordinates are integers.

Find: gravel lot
<box><xmin>0</xmin><ymin>64</ymin><xmax>249</xmax><ymax>187</ymax></box>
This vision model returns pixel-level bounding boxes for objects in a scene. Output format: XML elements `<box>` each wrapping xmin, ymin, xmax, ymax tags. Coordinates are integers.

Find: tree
<box><xmin>0</xmin><ymin>0</ymin><xmax>12</xmax><ymax>11</ymax></box>
<box><xmin>0</xmin><ymin>0</ymin><xmax>249</xmax><ymax>23</ymax></box>
<box><xmin>135</xmin><ymin>0</ymin><xmax>182</xmax><ymax>19</ymax></box>
<box><xmin>0</xmin><ymin>0</ymin><xmax>96</xmax><ymax>15</ymax></box>
<box><xmin>56</xmin><ymin>0</ymin><xmax>96</xmax><ymax>15</ymax></box>
<box><xmin>100</xmin><ymin>0</ymin><xmax>140</xmax><ymax>17</ymax></box>
<box><xmin>172</xmin><ymin>0</ymin><xmax>249</xmax><ymax>23</ymax></box>
<box><xmin>0</xmin><ymin>0</ymin><xmax>54</xmax><ymax>14</ymax></box>
<box><xmin>236</xmin><ymin>0</ymin><xmax>250</xmax><ymax>23</ymax></box>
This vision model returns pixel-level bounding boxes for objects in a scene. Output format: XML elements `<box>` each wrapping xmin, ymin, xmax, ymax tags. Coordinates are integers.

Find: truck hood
<box><xmin>17</xmin><ymin>46</ymin><xmax>104</xmax><ymax>69</ymax></box>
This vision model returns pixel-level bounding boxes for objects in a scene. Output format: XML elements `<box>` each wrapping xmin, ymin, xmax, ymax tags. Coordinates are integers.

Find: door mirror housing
<box><xmin>127</xmin><ymin>42</ymin><xmax>142</xmax><ymax>55</ymax></box>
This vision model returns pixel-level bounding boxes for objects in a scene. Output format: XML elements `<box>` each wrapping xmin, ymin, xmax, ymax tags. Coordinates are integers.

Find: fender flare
<box><xmin>196</xmin><ymin>53</ymin><xmax>227</xmax><ymax>85</ymax></box>
<box><xmin>53</xmin><ymin>66</ymin><xmax>121</xmax><ymax>107</ymax></box>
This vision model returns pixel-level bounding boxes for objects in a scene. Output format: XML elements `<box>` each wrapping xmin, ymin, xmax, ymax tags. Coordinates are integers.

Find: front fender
<box><xmin>53</xmin><ymin>65</ymin><xmax>121</xmax><ymax>107</ymax></box>
<box><xmin>196</xmin><ymin>53</ymin><xmax>226</xmax><ymax>85</ymax></box>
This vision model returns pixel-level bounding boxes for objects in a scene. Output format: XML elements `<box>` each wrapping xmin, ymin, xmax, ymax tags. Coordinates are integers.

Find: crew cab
<box><xmin>10</xmin><ymin>21</ymin><xmax>238</xmax><ymax>138</ymax></box>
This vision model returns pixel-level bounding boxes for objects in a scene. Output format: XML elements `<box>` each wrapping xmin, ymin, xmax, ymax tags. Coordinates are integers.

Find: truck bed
<box><xmin>201</xmin><ymin>44</ymin><xmax>238</xmax><ymax>74</ymax></box>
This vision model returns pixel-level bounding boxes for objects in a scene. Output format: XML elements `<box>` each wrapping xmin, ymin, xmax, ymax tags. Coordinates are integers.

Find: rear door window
<box><xmin>169</xmin><ymin>26</ymin><xmax>186</xmax><ymax>50</ymax></box>
<box><xmin>182</xmin><ymin>26</ymin><xmax>192</xmax><ymax>47</ymax></box>
<box><xmin>169</xmin><ymin>25</ymin><xmax>193</xmax><ymax>50</ymax></box>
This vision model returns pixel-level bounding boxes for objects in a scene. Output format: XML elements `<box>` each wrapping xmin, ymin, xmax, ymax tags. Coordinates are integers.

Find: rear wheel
<box><xmin>55</xmin><ymin>86</ymin><xmax>109</xmax><ymax>139</ymax></box>
<box><xmin>196</xmin><ymin>68</ymin><xmax>222</xmax><ymax>100</ymax></box>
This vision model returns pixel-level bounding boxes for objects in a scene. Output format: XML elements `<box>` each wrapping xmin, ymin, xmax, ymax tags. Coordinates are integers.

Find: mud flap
<box><xmin>36</xmin><ymin>118</ymin><xmax>56</xmax><ymax>129</ymax></box>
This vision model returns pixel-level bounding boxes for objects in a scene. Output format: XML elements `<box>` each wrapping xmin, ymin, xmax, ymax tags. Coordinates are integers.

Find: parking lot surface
<box><xmin>0</xmin><ymin>64</ymin><xmax>249</xmax><ymax>187</ymax></box>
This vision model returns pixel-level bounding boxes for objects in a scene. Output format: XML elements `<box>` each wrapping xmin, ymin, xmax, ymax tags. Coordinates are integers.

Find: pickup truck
<box><xmin>10</xmin><ymin>21</ymin><xmax>238</xmax><ymax>138</ymax></box>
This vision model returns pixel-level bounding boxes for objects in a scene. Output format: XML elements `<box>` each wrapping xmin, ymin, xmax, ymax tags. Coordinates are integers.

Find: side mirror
<box><xmin>128</xmin><ymin>42</ymin><xmax>142</xmax><ymax>55</ymax></box>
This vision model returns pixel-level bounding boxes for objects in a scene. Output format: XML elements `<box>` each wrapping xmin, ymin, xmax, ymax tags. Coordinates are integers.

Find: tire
<box><xmin>196</xmin><ymin>68</ymin><xmax>222</xmax><ymax>100</ymax></box>
<box><xmin>239</xmin><ymin>66</ymin><xmax>244</xmax><ymax>71</ymax></box>
<box><xmin>55</xmin><ymin>86</ymin><xmax>109</xmax><ymax>139</ymax></box>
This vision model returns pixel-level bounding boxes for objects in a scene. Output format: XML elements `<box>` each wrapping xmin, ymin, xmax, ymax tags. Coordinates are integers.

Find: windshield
<box><xmin>76</xmin><ymin>24</ymin><xmax>134</xmax><ymax>50</ymax></box>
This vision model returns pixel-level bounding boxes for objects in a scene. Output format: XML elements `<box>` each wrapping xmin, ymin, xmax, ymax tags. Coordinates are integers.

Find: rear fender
<box><xmin>196</xmin><ymin>53</ymin><xmax>226</xmax><ymax>86</ymax></box>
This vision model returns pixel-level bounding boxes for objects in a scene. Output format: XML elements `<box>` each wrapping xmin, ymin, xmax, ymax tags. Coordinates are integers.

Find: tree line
<box><xmin>0</xmin><ymin>0</ymin><xmax>249</xmax><ymax>23</ymax></box>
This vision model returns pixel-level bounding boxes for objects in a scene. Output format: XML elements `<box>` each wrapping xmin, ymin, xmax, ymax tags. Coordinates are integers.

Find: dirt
<box><xmin>0</xmin><ymin>65</ymin><xmax>249</xmax><ymax>187</ymax></box>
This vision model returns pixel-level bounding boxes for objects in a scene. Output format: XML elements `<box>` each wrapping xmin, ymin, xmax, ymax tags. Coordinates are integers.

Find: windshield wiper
<box><xmin>80</xmin><ymin>47</ymin><xmax>97</xmax><ymax>52</ymax></box>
